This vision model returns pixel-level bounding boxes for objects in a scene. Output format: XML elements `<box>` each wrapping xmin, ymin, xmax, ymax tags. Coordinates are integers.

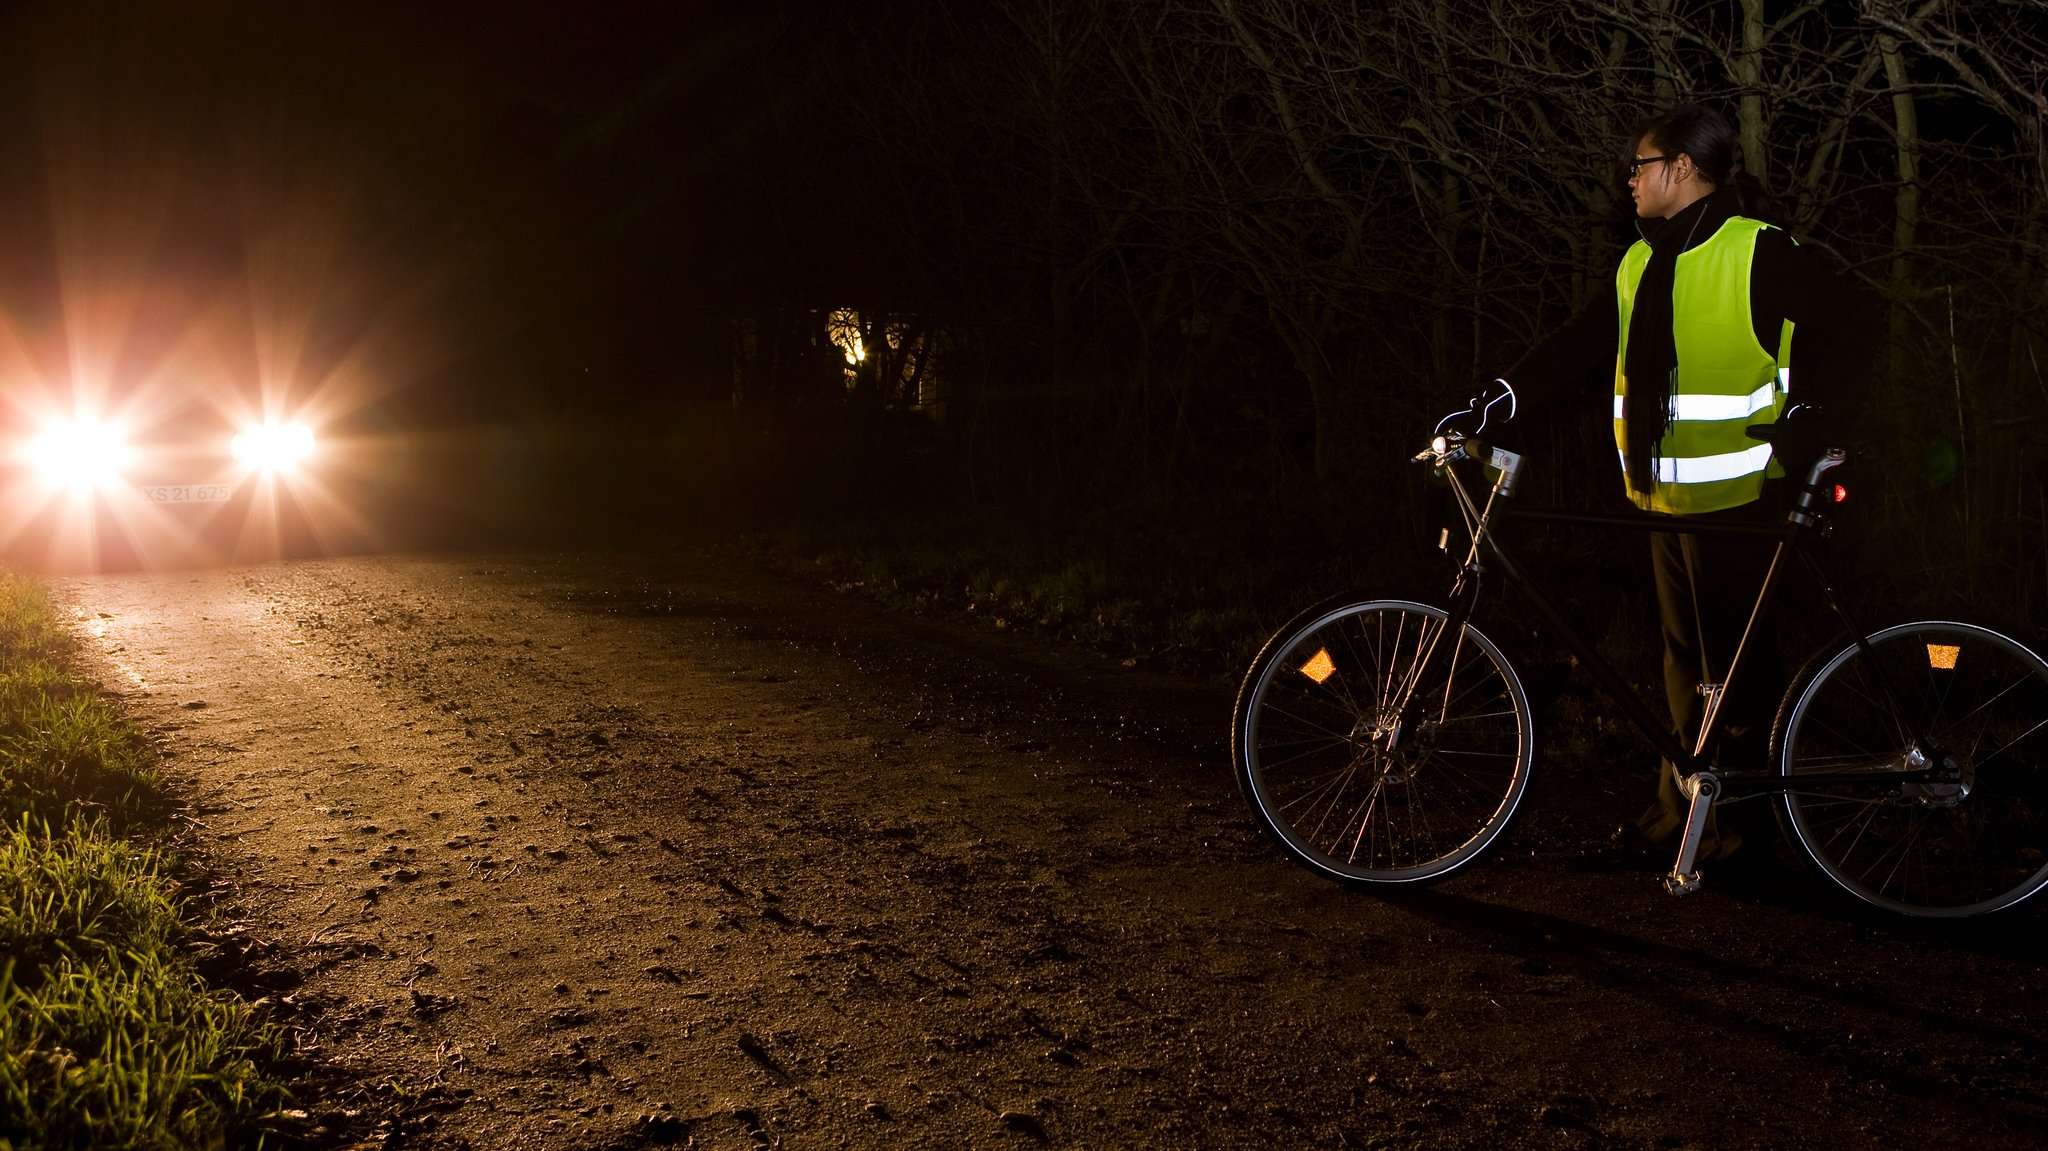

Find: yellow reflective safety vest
<box><xmin>1614</xmin><ymin>215</ymin><xmax>1792</xmax><ymax>515</ymax></box>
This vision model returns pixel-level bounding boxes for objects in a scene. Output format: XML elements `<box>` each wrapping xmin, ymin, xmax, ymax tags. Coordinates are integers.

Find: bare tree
<box><xmin>739</xmin><ymin>0</ymin><xmax>2048</xmax><ymax>605</ymax></box>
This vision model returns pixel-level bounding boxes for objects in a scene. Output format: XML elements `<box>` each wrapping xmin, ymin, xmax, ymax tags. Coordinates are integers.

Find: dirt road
<box><xmin>53</xmin><ymin>552</ymin><xmax>2048</xmax><ymax>1150</ymax></box>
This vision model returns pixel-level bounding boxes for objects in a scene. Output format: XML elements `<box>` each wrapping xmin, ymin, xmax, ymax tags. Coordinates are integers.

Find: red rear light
<box><xmin>1832</xmin><ymin>484</ymin><xmax>1848</xmax><ymax>503</ymax></box>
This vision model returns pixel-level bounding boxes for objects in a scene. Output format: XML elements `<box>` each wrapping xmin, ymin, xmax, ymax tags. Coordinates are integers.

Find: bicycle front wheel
<box><xmin>1232</xmin><ymin>598</ymin><xmax>1534</xmax><ymax>884</ymax></box>
<box><xmin>1775</xmin><ymin>620</ymin><xmax>2048</xmax><ymax>917</ymax></box>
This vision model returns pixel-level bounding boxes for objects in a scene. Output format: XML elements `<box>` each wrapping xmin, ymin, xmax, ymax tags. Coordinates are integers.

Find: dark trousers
<box><xmin>1637</xmin><ymin>504</ymin><xmax>1785</xmax><ymax>860</ymax></box>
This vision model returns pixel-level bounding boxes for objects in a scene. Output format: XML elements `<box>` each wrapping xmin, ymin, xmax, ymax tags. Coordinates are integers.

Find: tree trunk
<box><xmin>1646</xmin><ymin>0</ymin><xmax>1679</xmax><ymax>106</ymax></box>
<box><xmin>1736</xmin><ymin>0</ymin><xmax>1770</xmax><ymax>187</ymax></box>
<box><xmin>1880</xmin><ymin>32</ymin><xmax>1922</xmax><ymax>382</ymax></box>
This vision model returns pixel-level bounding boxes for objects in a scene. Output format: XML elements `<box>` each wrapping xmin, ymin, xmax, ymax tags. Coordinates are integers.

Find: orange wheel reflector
<box><xmin>1299</xmin><ymin>647</ymin><xmax>1337</xmax><ymax>684</ymax></box>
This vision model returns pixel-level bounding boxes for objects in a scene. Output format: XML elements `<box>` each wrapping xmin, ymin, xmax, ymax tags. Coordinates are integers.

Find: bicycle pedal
<box><xmin>1662</xmin><ymin>869</ymin><xmax>1705</xmax><ymax>896</ymax></box>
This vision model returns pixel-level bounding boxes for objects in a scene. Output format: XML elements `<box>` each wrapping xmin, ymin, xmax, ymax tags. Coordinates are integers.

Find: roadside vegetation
<box><xmin>735</xmin><ymin>485</ymin><xmax>1707</xmax><ymax>793</ymax></box>
<box><xmin>736</xmin><ymin>530</ymin><xmax>1272</xmax><ymax>683</ymax></box>
<box><xmin>734</xmin><ymin>482</ymin><xmax>1664</xmax><ymax>684</ymax></box>
<box><xmin>0</xmin><ymin>570</ymin><xmax>290</xmax><ymax>1151</ymax></box>
<box><xmin>735</xmin><ymin>494</ymin><xmax>1418</xmax><ymax>684</ymax></box>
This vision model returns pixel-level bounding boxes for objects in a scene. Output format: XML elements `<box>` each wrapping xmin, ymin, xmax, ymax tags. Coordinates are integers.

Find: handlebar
<box><xmin>1417</xmin><ymin>427</ymin><xmax>1525</xmax><ymax>497</ymax></box>
<box><xmin>1422</xmin><ymin>400</ymin><xmax>1846</xmax><ymax>528</ymax></box>
<box><xmin>1433</xmin><ymin>379</ymin><xmax>1517</xmax><ymax>438</ymax></box>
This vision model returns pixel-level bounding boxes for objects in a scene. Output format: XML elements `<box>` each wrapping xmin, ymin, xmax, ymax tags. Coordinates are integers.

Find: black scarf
<box><xmin>1622</xmin><ymin>191</ymin><xmax>1736</xmax><ymax>495</ymax></box>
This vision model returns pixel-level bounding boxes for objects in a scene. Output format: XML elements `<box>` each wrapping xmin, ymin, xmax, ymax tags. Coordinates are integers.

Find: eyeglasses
<box><xmin>1628</xmin><ymin>153</ymin><xmax>1679</xmax><ymax>178</ymax></box>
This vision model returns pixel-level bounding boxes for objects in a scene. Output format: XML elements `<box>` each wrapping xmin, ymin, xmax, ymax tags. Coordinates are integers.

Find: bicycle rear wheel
<box><xmin>1232</xmin><ymin>598</ymin><xmax>1534</xmax><ymax>884</ymax></box>
<box><xmin>1775</xmin><ymin>620</ymin><xmax>2048</xmax><ymax>917</ymax></box>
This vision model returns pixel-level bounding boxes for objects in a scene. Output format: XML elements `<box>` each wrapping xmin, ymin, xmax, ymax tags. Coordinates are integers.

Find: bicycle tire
<box><xmin>1232</xmin><ymin>597</ymin><xmax>1534</xmax><ymax>884</ymax></box>
<box><xmin>1774</xmin><ymin>620</ymin><xmax>2048</xmax><ymax>917</ymax></box>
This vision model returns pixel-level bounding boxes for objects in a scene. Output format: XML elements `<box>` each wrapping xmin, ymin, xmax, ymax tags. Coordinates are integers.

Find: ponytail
<box><xmin>1726</xmin><ymin>164</ymin><xmax>1782</xmax><ymax>225</ymax></box>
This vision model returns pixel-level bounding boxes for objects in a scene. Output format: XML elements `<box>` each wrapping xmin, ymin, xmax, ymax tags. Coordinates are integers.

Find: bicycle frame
<box><xmin>1421</xmin><ymin>436</ymin><xmax>1942</xmax><ymax>890</ymax></box>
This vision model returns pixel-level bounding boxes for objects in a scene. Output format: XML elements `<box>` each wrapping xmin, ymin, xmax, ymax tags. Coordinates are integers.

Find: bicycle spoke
<box><xmin>1236</xmin><ymin>601</ymin><xmax>1532</xmax><ymax>884</ymax></box>
<box><xmin>1781</xmin><ymin>621</ymin><xmax>2048</xmax><ymax>916</ymax></box>
<box><xmin>1961</xmin><ymin>709</ymin><xmax>2048</xmax><ymax>774</ymax></box>
<box><xmin>1255</xmin><ymin>699</ymin><xmax>1356</xmax><ymax>746</ymax></box>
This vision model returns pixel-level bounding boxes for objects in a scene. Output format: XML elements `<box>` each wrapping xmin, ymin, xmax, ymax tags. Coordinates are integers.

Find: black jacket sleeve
<box><xmin>1504</xmin><ymin>228</ymin><xmax>1870</xmax><ymax>426</ymax></box>
<box><xmin>1751</xmin><ymin>228</ymin><xmax>1871</xmax><ymax>430</ymax></box>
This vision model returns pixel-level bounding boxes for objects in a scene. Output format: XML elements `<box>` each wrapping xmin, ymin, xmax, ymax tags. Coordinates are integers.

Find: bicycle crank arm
<box><xmin>1663</xmin><ymin>770</ymin><xmax>1721</xmax><ymax>896</ymax></box>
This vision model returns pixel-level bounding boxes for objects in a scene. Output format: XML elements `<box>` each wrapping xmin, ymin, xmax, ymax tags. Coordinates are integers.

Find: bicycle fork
<box><xmin>1380</xmin><ymin>456</ymin><xmax>1503</xmax><ymax>754</ymax></box>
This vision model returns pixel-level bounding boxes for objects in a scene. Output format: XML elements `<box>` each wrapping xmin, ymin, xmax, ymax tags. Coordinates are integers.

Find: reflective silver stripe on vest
<box><xmin>1612</xmin><ymin>380</ymin><xmax>1778</xmax><ymax>422</ymax></box>
<box><xmin>1612</xmin><ymin>443</ymin><xmax>1775</xmax><ymax>484</ymax></box>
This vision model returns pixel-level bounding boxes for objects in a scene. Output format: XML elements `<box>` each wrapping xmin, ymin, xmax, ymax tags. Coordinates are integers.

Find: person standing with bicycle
<box><xmin>1489</xmin><ymin>104</ymin><xmax>1864</xmax><ymax>871</ymax></box>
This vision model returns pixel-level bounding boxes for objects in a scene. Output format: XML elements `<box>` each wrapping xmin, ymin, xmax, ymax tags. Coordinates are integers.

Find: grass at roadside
<box><xmin>0</xmin><ymin>570</ymin><xmax>290</xmax><ymax>1150</ymax></box>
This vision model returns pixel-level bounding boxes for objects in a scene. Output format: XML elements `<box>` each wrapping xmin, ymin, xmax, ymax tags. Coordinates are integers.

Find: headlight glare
<box><xmin>232</xmin><ymin>423</ymin><xmax>316</xmax><ymax>472</ymax></box>
<box><xmin>28</xmin><ymin>419</ymin><xmax>131</xmax><ymax>490</ymax></box>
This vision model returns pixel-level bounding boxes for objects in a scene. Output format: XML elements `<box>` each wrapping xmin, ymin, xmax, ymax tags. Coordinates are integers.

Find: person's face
<box><xmin>1628</xmin><ymin>134</ymin><xmax>1687</xmax><ymax>219</ymax></box>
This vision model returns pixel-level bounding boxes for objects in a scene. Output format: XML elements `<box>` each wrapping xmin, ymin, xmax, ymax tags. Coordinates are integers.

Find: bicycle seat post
<box><xmin>1691</xmin><ymin>681</ymin><xmax>1725</xmax><ymax>758</ymax></box>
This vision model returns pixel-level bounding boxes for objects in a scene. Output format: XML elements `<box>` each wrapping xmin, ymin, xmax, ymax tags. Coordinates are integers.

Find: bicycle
<box><xmin>1230</xmin><ymin>398</ymin><xmax>2048</xmax><ymax>918</ymax></box>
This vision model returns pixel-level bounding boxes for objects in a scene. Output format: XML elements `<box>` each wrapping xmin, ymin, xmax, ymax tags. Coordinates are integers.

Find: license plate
<box><xmin>141</xmin><ymin>483</ymin><xmax>237</xmax><ymax>504</ymax></box>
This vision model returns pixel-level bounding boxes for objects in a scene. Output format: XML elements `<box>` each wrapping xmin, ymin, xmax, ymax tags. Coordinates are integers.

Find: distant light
<box><xmin>827</xmin><ymin>308</ymin><xmax>867</xmax><ymax>366</ymax></box>
<box><xmin>232</xmin><ymin>423</ymin><xmax>316</xmax><ymax>473</ymax></box>
<box><xmin>28</xmin><ymin>418</ymin><xmax>131</xmax><ymax>490</ymax></box>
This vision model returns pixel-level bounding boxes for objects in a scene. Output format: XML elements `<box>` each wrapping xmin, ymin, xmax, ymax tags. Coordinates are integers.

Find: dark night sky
<box><xmin>0</xmin><ymin>1</ymin><xmax>794</xmax><ymax>428</ymax></box>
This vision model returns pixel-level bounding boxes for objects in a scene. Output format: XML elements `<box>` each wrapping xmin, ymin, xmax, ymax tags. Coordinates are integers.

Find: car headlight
<box><xmin>232</xmin><ymin>423</ymin><xmax>316</xmax><ymax>473</ymax></box>
<box><xmin>27</xmin><ymin>418</ymin><xmax>131</xmax><ymax>490</ymax></box>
